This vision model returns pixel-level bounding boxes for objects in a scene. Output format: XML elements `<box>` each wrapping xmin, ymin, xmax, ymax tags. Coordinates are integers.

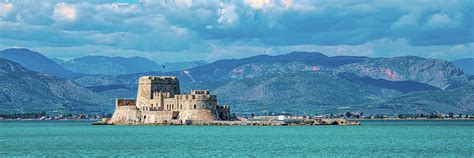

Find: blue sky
<box><xmin>0</xmin><ymin>0</ymin><xmax>472</xmax><ymax>62</ymax></box>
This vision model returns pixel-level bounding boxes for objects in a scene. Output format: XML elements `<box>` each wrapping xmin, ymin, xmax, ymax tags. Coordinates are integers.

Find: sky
<box><xmin>0</xmin><ymin>0</ymin><xmax>473</xmax><ymax>62</ymax></box>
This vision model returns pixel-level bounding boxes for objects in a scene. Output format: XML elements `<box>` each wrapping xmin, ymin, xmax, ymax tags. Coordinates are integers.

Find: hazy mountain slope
<box><xmin>453</xmin><ymin>58</ymin><xmax>474</xmax><ymax>75</ymax></box>
<box><xmin>60</xmin><ymin>56</ymin><xmax>163</xmax><ymax>75</ymax></box>
<box><xmin>0</xmin><ymin>48</ymin><xmax>80</xmax><ymax>78</ymax></box>
<box><xmin>51</xmin><ymin>58</ymin><xmax>65</xmax><ymax>65</ymax></box>
<box><xmin>338</xmin><ymin>56</ymin><xmax>470</xmax><ymax>89</ymax></box>
<box><xmin>162</xmin><ymin>60</ymin><xmax>208</xmax><ymax>71</ymax></box>
<box><xmin>181</xmin><ymin>71</ymin><xmax>402</xmax><ymax>114</ymax></box>
<box><xmin>0</xmin><ymin>59</ymin><xmax>112</xmax><ymax>114</ymax></box>
<box><xmin>102</xmin><ymin>53</ymin><xmax>468</xmax><ymax>90</ymax></box>
<box><xmin>359</xmin><ymin>86</ymin><xmax>474</xmax><ymax>114</ymax></box>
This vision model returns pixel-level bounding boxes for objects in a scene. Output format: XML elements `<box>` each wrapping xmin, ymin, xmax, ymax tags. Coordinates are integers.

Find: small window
<box><xmin>194</xmin><ymin>104</ymin><xmax>197</xmax><ymax>109</ymax></box>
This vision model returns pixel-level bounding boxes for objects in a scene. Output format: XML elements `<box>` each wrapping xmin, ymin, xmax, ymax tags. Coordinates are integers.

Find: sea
<box><xmin>0</xmin><ymin>120</ymin><xmax>473</xmax><ymax>157</ymax></box>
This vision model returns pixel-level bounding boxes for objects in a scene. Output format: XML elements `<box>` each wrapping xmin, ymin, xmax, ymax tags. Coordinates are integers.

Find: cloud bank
<box><xmin>0</xmin><ymin>0</ymin><xmax>472</xmax><ymax>62</ymax></box>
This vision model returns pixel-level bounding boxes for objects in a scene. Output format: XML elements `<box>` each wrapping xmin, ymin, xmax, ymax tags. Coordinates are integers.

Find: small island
<box><xmin>97</xmin><ymin>76</ymin><xmax>358</xmax><ymax>126</ymax></box>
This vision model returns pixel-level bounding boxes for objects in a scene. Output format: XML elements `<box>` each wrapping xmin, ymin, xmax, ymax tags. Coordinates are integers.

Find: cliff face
<box><xmin>0</xmin><ymin>59</ymin><xmax>111</xmax><ymax>114</ymax></box>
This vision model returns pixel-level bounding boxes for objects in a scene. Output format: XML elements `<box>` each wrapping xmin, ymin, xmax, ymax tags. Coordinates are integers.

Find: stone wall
<box><xmin>110</xmin><ymin>105</ymin><xmax>141</xmax><ymax>124</ymax></box>
<box><xmin>140</xmin><ymin>111</ymin><xmax>175</xmax><ymax>124</ymax></box>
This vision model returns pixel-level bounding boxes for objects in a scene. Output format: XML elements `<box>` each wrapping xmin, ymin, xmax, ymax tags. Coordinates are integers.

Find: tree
<box><xmin>345</xmin><ymin>112</ymin><xmax>353</xmax><ymax>118</ymax></box>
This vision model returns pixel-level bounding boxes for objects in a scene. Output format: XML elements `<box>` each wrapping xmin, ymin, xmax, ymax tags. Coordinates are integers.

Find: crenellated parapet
<box><xmin>191</xmin><ymin>90</ymin><xmax>209</xmax><ymax>95</ymax></box>
<box><xmin>216</xmin><ymin>105</ymin><xmax>231</xmax><ymax>120</ymax></box>
<box><xmin>175</xmin><ymin>94</ymin><xmax>216</xmax><ymax>101</ymax></box>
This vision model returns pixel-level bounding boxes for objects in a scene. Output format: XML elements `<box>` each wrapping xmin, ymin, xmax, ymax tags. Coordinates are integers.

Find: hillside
<box><xmin>74</xmin><ymin>52</ymin><xmax>473</xmax><ymax>115</ymax></box>
<box><xmin>162</xmin><ymin>60</ymin><xmax>208</xmax><ymax>71</ymax></box>
<box><xmin>453</xmin><ymin>58</ymin><xmax>474</xmax><ymax>75</ymax></box>
<box><xmin>0</xmin><ymin>58</ymin><xmax>112</xmax><ymax>114</ymax></box>
<box><xmin>359</xmin><ymin>86</ymin><xmax>474</xmax><ymax>114</ymax></box>
<box><xmin>60</xmin><ymin>56</ymin><xmax>163</xmax><ymax>75</ymax></box>
<box><xmin>0</xmin><ymin>48</ymin><xmax>81</xmax><ymax>78</ymax></box>
<box><xmin>338</xmin><ymin>56</ymin><xmax>469</xmax><ymax>89</ymax></box>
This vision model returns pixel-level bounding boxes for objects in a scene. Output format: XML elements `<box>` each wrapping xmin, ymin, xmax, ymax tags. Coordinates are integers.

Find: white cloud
<box><xmin>0</xmin><ymin>1</ymin><xmax>472</xmax><ymax>62</ymax></box>
<box><xmin>96</xmin><ymin>3</ymin><xmax>139</xmax><ymax>15</ymax></box>
<box><xmin>245</xmin><ymin>0</ymin><xmax>272</xmax><ymax>9</ymax></box>
<box><xmin>52</xmin><ymin>2</ymin><xmax>77</xmax><ymax>22</ymax></box>
<box><xmin>0</xmin><ymin>3</ymin><xmax>14</xmax><ymax>18</ymax></box>
<box><xmin>282</xmin><ymin>0</ymin><xmax>292</xmax><ymax>8</ymax></box>
<box><xmin>176</xmin><ymin>0</ymin><xmax>193</xmax><ymax>7</ymax></box>
<box><xmin>217</xmin><ymin>4</ymin><xmax>239</xmax><ymax>28</ymax></box>
<box><xmin>425</xmin><ymin>13</ymin><xmax>461</xmax><ymax>28</ymax></box>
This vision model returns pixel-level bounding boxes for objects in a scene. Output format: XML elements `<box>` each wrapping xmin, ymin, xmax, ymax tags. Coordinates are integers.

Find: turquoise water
<box><xmin>0</xmin><ymin>120</ymin><xmax>473</xmax><ymax>157</ymax></box>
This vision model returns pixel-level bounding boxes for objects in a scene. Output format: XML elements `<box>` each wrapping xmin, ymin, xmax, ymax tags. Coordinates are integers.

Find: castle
<box><xmin>110</xmin><ymin>76</ymin><xmax>231</xmax><ymax>124</ymax></box>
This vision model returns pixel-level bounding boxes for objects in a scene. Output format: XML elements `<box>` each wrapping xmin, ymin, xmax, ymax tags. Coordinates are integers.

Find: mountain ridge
<box><xmin>0</xmin><ymin>48</ymin><xmax>81</xmax><ymax>78</ymax></box>
<box><xmin>73</xmin><ymin>51</ymin><xmax>473</xmax><ymax>115</ymax></box>
<box><xmin>0</xmin><ymin>48</ymin><xmax>471</xmax><ymax>115</ymax></box>
<box><xmin>0</xmin><ymin>58</ymin><xmax>112</xmax><ymax>114</ymax></box>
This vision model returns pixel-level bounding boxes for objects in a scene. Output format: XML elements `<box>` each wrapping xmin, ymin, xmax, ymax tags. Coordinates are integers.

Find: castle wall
<box><xmin>110</xmin><ymin>105</ymin><xmax>141</xmax><ymax>124</ymax></box>
<box><xmin>141</xmin><ymin>111</ymin><xmax>175</xmax><ymax>124</ymax></box>
<box><xmin>175</xmin><ymin>95</ymin><xmax>218</xmax><ymax>120</ymax></box>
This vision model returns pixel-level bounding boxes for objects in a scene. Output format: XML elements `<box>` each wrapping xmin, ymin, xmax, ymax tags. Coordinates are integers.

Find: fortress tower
<box><xmin>136</xmin><ymin>76</ymin><xmax>179</xmax><ymax>110</ymax></box>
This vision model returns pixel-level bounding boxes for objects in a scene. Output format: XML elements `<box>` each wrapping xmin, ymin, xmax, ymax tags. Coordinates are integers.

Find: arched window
<box><xmin>194</xmin><ymin>104</ymin><xmax>197</xmax><ymax>109</ymax></box>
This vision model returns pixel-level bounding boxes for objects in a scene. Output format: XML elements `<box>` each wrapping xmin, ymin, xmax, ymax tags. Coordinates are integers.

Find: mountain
<box><xmin>61</xmin><ymin>56</ymin><xmax>209</xmax><ymax>75</ymax></box>
<box><xmin>359</xmin><ymin>86</ymin><xmax>474</xmax><ymax>114</ymax></box>
<box><xmin>0</xmin><ymin>48</ymin><xmax>81</xmax><ymax>78</ymax></box>
<box><xmin>51</xmin><ymin>58</ymin><xmax>65</xmax><ymax>65</ymax></box>
<box><xmin>162</xmin><ymin>60</ymin><xmax>208</xmax><ymax>71</ymax></box>
<box><xmin>73</xmin><ymin>52</ymin><xmax>473</xmax><ymax>115</ymax></box>
<box><xmin>0</xmin><ymin>58</ymin><xmax>112</xmax><ymax>114</ymax></box>
<box><xmin>338</xmin><ymin>56</ymin><xmax>468</xmax><ymax>89</ymax></box>
<box><xmin>60</xmin><ymin>56</ymin><xmax>164</xmax><ymax>75</ymax></box>
<box><xmin>453</xmin><ymin>58</ymin><xmax>474</xmax><ymax>75</ymax></box>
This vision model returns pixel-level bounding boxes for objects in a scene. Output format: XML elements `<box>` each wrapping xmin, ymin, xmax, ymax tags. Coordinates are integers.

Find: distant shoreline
<box><xmin>350</xmin><ymin>118</ymin><xmax>474</xmax><ymax>121</ymax></box>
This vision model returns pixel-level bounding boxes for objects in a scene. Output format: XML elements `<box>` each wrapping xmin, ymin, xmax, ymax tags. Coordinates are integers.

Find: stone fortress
<box><xmin>110</xmin><ymin>76</ymin><xmax>231</xmax><ymax>124</ymax></box>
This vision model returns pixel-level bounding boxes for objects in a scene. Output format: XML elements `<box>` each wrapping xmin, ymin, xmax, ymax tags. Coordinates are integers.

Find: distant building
<box><xmin>110</xmin><ymin>76</ymin><xmax>231</xmax><ymax>124</ymax></box>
